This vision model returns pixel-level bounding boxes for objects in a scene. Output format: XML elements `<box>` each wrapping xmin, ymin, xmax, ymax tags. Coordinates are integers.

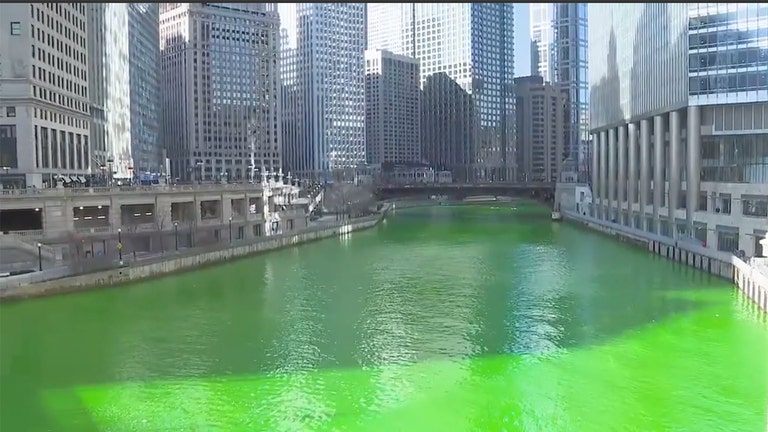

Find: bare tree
<box><xmin>154</xmin><ymin>213</ymin><xmax>168</xmax><ymax>253</ymax></box>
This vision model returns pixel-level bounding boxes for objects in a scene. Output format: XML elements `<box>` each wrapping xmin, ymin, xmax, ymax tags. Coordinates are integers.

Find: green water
<box><xmin>1</xmin><ymin>205</ymin><xmax>767</xmax><ymax>432</ymax></box>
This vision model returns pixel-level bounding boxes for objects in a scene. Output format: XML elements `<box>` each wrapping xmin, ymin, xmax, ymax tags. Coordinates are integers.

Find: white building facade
<box><xmin>0</xmin><ymin>3</ymin><xmax>92</xmax><ymax>188</ymax></box>
<box><xmin>364</xmin><ymin>49</ymin><xmax>421</xmax><ymax>165</ymax></box>
<box><xmin>88</xmin><ymin>3</ymin><xmax>133</xmax><ymax>181</ymax></box>
<box><xmin>279</xmin><ymin>3</ymin><xmax>367</xmax><ymax>181</ymax></box>
<box><xmin>161</xmin><ymin>3</ymin><xmax>281</xmax><ymax>182</ymax></box>
<box><xmin>588</xmin><ymin>3</ymin><xmax>768</xmax><ymax>257</ymax></box>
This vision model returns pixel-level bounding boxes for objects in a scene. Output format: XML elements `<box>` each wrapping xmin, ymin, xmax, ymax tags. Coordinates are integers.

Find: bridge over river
<box><xmin>1</xmin><ymin>204</ymin><xmax>765</xmax><ymax>431</ymax></box>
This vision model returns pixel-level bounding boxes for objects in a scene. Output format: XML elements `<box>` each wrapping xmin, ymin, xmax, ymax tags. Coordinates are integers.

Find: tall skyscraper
<box><xmin>88</xmin><ymin>4</ymin><xmax>133</xmax><ymax>181</ymax></box>
<box><xmin>160</xmin><ymin>3</ymin><xmax>281</xmax><ymax>182</ymax></box>
<box><xmin>279</xmin><ymin>3</ymin><xmax>366</xmax><ymax>180</ymax></box>
<box><xmin>589</xmin><ymin>3</ymin><xmax>767</xmax><ymax>256</ymax></box>
<box><xmin>128</xmin><ymin>4</ymin><xmax>162</xmax><ymax>175</ymax></box>
<box><xmin>0</xmin><ymin>3</ymin><xmax>91</xmax><ymax>188</ymax></box>
<box><xmin>514</xmin><ymin>75</ymin><xmax>567</xmax><ymax>183</ymax></box>
<box><xmin>364</xmin><ymin>49</ymin><xmax>421</xmax><ymax>165</ymax></box>
<box><xmin>530</xmin><ymin>3</ymin><xmax>589</xmax><ymax>179</ymax></box>
<box><xmin>367</xmin><ymin>3</ymin><xmax>515</xmax><ymax>183</ymax></box>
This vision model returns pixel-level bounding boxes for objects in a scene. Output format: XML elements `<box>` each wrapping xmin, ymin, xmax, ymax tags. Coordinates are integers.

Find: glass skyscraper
<box><xmin>530</xmin><ymin>3</ymin><xmax>589</xmax><ymax>179</ymax></box>
<box><xmin>367</xmin><ymin>3</ymin><xmax>515</xmax><ymax>182</ymax></box>
<box><xmin>128</xmin><ymin>4</ymin><xmax>162</xmax><ymax>175</ymax></box>
<box><xmin>279</xmin><ymin>3</ymin><xmax>366</xmax><ymax>180</ymax></box>
<box><xmin>588</xmin><ymin>3</ymin><xmax>767</xmax><ymax>257</ymax></box>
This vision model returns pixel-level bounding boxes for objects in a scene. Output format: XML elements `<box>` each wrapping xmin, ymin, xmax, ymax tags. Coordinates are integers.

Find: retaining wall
<box><xmin>564</xmin><ymin>210</ymin><xmax>768</xmax><ymax>313</ymax></box>
<box><xmin>0</xmin><ymin>211</ymin><xmax>387</xmax><ymax>302</ymax></box>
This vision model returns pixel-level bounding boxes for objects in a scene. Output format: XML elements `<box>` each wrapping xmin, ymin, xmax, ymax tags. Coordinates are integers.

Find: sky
<box><xmin>514</xmin><ymin>3</ymin><xmax>531</xmax><ymax>78</ymax></box>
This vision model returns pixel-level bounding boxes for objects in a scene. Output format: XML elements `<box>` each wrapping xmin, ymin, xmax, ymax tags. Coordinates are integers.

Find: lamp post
<box><xmin>229</xmin><ymin>217</ymin><xmax>233</xmax><ymax>243</ymax></box>
<box><xmin>37</xmin><ymin>242</ymin><xmax>43</xmax><ymax>271</ymax></box>
<box><xmin>107</xmin><ymin>157</ymin><xmax>114</xmax><ymax>187</ymax></box>
<box><xmin>117</xmin><ymin>227</ymin><xmax>123</xmax><ymax>262</ymax></box>
<box><xmin>174</xmin><ymin>221</ymin><xmax>179</xmax><ymax>251</ymax></box>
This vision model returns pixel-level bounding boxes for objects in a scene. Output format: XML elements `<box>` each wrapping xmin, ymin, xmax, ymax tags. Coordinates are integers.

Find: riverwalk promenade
<box><xmin>0</xmin><ymin>206</ymin><xmax>390</xmax><ymax>302</ymax></box>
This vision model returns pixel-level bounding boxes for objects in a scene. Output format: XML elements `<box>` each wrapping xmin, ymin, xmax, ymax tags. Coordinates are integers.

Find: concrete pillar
<box><xmin>627</xmin><ymin>122</ymin><xmax>638</xmax><ymax>213</ymax></box>
<box><xmin>669</xmin><ymin>110</ymin><xmax>682</xmax><ymax>228</ymax></box>
<box><xmin>617</xmin><ymin>124</ymin><xmax>627</xmax><ymax>212</ymax></box>
<box><xmin>608</xmin><ymin>128</ymin><xmax>617</xmax><ymax>220</ymax></box>
<box><xmin>653</xmin><ymin>114</ymin><xmax>666</xmax><ymax>232</ymax></box>
<box><xmin>686</xmin><ymin>105</ymin><xmax>701</xmax><ymax>225</ymax></box>
<box><xmin>600</xmin><ymin>130</ymin><xmax>608</xmax><ymax>219</ymax></box>
<box><xmin>109</xmin><ymin>196</ymin><xmax>121</xmax><ymax>230</ymax></box>
<box><xmin>639</xmin><ymin>119</ymin><xmax>651</xmax><ymax>221</ymax></box>
<box><xmin>591</xmin><ymin>132</ymin><xmax>599</xmax><ymax>202</ymax></box>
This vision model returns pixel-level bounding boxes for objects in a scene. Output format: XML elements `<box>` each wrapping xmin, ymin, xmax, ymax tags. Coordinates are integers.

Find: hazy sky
<box><xmin>514</xmin><ymin>3</ymin><xmax>531</xmax><ymax>77</ymax></box>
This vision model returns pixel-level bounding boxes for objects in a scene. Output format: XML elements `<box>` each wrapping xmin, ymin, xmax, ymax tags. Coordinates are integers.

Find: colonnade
<box><xmin>590</xmin><ymin>106</ymin><xmax>701</xmax><ymax>234</ymax></box>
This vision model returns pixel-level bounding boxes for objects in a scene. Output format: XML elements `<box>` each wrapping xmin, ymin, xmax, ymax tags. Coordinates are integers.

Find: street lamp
<box><xmin>174</xmin><ymin>221</ymin><xmax>179</xmax><ymax>251</ymax></box>
<box><xmin>37</xmin><ymin>242</ymin><xmax>43</xmax><ymax>271</ymax></box>
<box><xmin>117</xmin><ymin>227</ymin><xmax>123</xmax><ymax>262</ymax></box>
<box><xmin>106</xmin><ymin>157</ymin><xmax>114</xmax><ymax>187</ymax></box>
<box><xmin>229</xmin><ymin>217</ymin><xmax>233</xmax><ymax>243</ymax></box>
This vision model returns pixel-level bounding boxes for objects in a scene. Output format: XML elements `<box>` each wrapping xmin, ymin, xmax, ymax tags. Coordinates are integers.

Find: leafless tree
<box><xmin>154</xmin><ymin>213</ymin><xmax>168</xmax><ymax>253</ymax></box>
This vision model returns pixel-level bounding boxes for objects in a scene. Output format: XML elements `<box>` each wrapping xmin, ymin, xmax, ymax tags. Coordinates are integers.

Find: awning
<box><xmin>68</xmin><ymin>176</ymin><xmax>77</xmax><ymax>183</ymax></box>
<box><xmin>77</xmin><ymin>176</ymin><xmax>86</xmax><ymax>183</ymax></box>
<box><xmin>60</xmin><ymin>176</ymin><xmax>71</xmax><ymax>183</ymax></box>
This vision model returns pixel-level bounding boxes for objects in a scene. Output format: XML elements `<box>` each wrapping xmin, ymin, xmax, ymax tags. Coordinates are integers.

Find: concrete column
<box><xmin>64</xmin><ymin>134</ymin><xmax>71</xmax><ymax>171</ymax></box>
<box><xmin>600</xmin><ymin>130</ymin><xmax>608</xmax><ymax>219</ymax></box>
<box><xmin>627</xmin><ymin>122</ymin><xmax>638</xmax><ymax>213</ymax></box>
<box><xmin>686</xmin><ymin>105</ymin><xmax>701</xmax><ymax>225</ymax></box>
<box><xmin>109</xmin><ymin>196</ymin><xmax>121</xmax><ymax>230</ymax></box>
<box><xmin>608</xmin><ymin>128</ymin><xmax>617</xmax><ymax>220</ymax></box>
<box><xmin>617</xmin><ymin>124</ymin><xmax>627</xmax><ymax>211</ymax></box>
<box><xmin>653</xmin><ymin>114</ymin><xmax>666</xmax><ymax>231</ymax></box>
<box><xmin>591</xmin><ymin>133</ymin><xmax>599</xmax><ymax>201</ymax></box>
<box><xmin>669</xmin><ymin>110</ymin><xmax>682</xmax><ymax>228</ymax></box>
<box><xmin>639</xmin><ymin>119</ymin><xmax>651</xmax><ymax>219</ymax></box>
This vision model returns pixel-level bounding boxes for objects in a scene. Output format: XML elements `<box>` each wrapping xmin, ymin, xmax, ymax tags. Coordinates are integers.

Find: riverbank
<box><xmin>563</xmin><ymin>210</ymin><xmax>768</xmax><ymax>314</ymax></box>
<box><xmin>0</xmin><ymin>206</ymin><xmax>391</xmax><ymax>302</ymax></box>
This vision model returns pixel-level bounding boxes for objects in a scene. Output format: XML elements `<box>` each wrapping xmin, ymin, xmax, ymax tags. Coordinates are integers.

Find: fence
<box><xmin>0</xmin><ymin>210</ymin><xmax>387</xmax><ymax>292</ymax></box>
<box><xmin>563</xmin><ymin>210</ymin><xmax>768</xmax><ymax>313</ymax></box>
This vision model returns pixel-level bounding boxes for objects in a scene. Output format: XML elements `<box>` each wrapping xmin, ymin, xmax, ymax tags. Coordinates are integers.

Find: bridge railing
<box><xmin>377</xmin><ymin>182</ymin><xmax>555</xmax><ymax>189</ymax></box>
<box><xmin>0</xmin><ymin>181</ymin><xmax>304</xmax><ymax>198</ymax></box>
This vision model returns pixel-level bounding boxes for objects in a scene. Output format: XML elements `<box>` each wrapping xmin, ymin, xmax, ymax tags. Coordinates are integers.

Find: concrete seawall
<box><xmin>563</xmin><ymin>211</ymin><xmax>768</xmax><ymax>314</ymax></box>
<box><xmin>0</xmin><ymin>210</ymin><xmax>389</xmax><ymax>302</ymax></box>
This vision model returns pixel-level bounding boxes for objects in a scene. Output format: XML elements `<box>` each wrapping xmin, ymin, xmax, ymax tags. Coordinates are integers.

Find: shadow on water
<box><xmin>0</xmin><ymin>205</ymin><xmax>758</xmax><ymax>431</ymax></box>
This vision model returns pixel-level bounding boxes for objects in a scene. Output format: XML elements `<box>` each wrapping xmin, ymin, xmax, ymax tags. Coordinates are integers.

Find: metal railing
<box><xmin>377</xmin><ymin>182</ymin><xmax>555</xmax><ymax>189</ymax></box>
<box><xmin>0</xmin><ymin>210</ymin><xmax>384</xmax><ymax>292</ymax></box>
<box><xmin>0</xmin><ymin>181</ymin><xmax>301</xmax><ymax>198</ymax></box>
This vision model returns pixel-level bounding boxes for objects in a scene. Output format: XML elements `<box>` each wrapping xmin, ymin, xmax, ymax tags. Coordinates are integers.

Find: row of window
<box><xmin>688</xmin><ymin>71</ymin><xmax>768</xmax><ymax>95</ymax></box>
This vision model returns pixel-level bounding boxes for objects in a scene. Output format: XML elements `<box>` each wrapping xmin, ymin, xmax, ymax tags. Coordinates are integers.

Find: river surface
<box><xmin>1</xmin><ymin>204</ymin><xmax>767</xmax><ymax>432</ymax></box>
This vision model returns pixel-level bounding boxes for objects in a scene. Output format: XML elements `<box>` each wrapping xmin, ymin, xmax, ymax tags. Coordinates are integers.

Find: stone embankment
<box><xmin>563</xmin><ymin>210</ymin><xmax>768</xmax><ymax>313</ymax></box>
<box><xmin>0</xmin><ymin>206</ymin><xmax>391</xmax><ymax>302</ymax></box>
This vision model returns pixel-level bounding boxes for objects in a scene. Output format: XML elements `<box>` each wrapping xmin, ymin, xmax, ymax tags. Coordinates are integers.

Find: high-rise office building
<box><xmin>530</xmin><ymin>3</ymin><xmax>589</xmax><ymax>179</ymax></box>
<box><xmin>364</xmin><ymin>49</ymin><xmax>420</xmax><ymax>165</ymax></box>
<box><xmin>160</xmin><ymin>3</ymin><xmax>281</xmax><ymax>182</ymax></box>
<box><xmin>280</xmin><ymin>3</ymin><xmax>366</xmax><ymax>180</ymax></box>
<box><xmin>128</xmin><ymin>4</ymin><xmax>162</xmax><ymax>175</ymax></box>
<box><xmin>367</xmin><ymin>3</ymin><xmax>515</xmax><ymax>183</ymax></box>
<box><xmin>588</xmin><ymin>3</ymin><xmax>767</xmax><ymax>257</ymax></box>
<box><xmin>0</xmin><ymin>3</ymin><xmax>91</xmax><ymax>188</ymax></box>
<box><xmin>87</xmin><ymin>4</ymin><xmax>132</xmax><ymax>181</ymax></box>
<box><xmin>88</xmin><ymin>3</ymin><xmax>162</xmax><ymax>180</ymax></box>
<box><xmin>514</xmin><ymin>75</ymin><xmax>567</xmax><ymax>183</ymax></box>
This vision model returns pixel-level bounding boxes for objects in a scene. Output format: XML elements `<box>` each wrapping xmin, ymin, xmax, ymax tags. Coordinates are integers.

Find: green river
<box><xmin>1</xmin><ymin>204</ymin><xmax>767</xmax><ymax>432</ymax></box>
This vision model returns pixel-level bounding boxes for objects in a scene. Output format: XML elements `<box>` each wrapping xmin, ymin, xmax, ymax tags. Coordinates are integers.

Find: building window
<box><xmin>6</xmin><ymin>107</ymin><xmax>16</xmax><ymax>117</ymax></box>
<box><xmin>742</xmin><ymin>195</ymin><xmax>768</xmax><ymax>218</ymax></box>
<box><xmin>11</xmin><ymin>22</ymin><xmax>21</xmax><ymax>35</ymax></box>
<box><xmin>716</xmin><ymin>228</ymin><xmax>740</xmax><ymax>253</ymax></box>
